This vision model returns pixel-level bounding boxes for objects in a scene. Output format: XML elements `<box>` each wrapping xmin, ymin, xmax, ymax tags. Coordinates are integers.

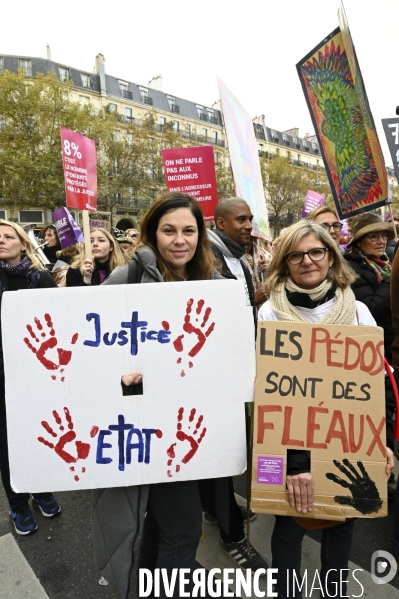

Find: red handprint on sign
<box><xmin>38</xmin><ymin>407</ymin><xmax>99</xmax><ymax>481</ymax></box>
<box><xmin>166</xmin><ymin>407</ymin><xmax>207</xmax><ymax>477</ymax></box>
<box><xmin>173</xmin><ymin>299</ymin><xmax>215</xmax><ymax>376</ymax></box>
<box><xmin>23</xmin><ymin>314</ymin><xmax>78</xmax><ymax>381</ymax></box>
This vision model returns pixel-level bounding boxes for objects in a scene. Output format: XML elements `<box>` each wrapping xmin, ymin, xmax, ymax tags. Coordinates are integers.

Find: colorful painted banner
<box><xmin>53</xmin><ymin>207</ymin><xmax>84</xmax><ymax>249</ymax></box>
<box><xmin>296</xmin><ymin>8</ymin><xmax>388</xmax><ymax>219</ymax></box>
<box><xmin>60</xmin><ymin>127</ymin><xmax>98</xmax><ymax>212</ymax></box>
<box><xmin>302</xmin><ymin>189</ymin><xmax>325</xmax><ymax>217</ymax></box>
<box><xmin>218</xmin><ymin>78</ymin><xmax>269</xmax><ymax>238</ymax></box>
<box><xmin>162</xmin><ymin>146</ymin><xmax>218</xmax><ymax>221</ymax></box>
<box><xmin>3</xmin><ymin>281</ymin><xmax>254</xmax><ymax>492</ymax></box>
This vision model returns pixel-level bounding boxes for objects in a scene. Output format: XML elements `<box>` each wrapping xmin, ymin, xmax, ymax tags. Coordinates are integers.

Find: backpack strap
<box><xmin>127</xmin><ymin>259</ymin><xmax>143</xmax><ymax>284</ymax></box>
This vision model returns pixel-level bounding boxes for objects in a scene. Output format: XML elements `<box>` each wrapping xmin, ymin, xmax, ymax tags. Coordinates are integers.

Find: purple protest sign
<box><xmin>53</xmin><ymin>207</ymin><xmax>84</xmax><ymax>249</ymax></box>
<box><xmin>302</xmin><ymin>189</ymin><xmax>325</xmax><ymax>217</ymax></box>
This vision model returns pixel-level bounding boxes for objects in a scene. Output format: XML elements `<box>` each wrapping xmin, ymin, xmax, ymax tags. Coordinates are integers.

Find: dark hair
<box><xmin>42</xmin><ymin>224</ymin><xmax>60</xmax><ymax>246</ymax></box>
<box><xmin>139</xmin><ymin>192</ymin><xmax>216</xmax><ymax>281</ymax></box>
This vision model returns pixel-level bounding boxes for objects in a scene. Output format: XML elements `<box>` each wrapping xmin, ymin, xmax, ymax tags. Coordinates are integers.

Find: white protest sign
<box><xmin>2</xmin><ymin>280</ymin><xmax>254</xmax><ymax>493</ymax></box>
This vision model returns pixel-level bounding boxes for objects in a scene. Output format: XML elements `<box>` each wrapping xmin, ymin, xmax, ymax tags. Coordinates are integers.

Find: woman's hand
<box><xmin>258</xmin><ymin>254</ymin><xmax>268</xmax><ymax>273</ymax></box>
<box><xmin>386</xmin><ymin>447</ymin><xmax>395</xmax><ymax>480</ymax></box>
<box><xmin>121</xmin><ymin>371</ymin><xmax>142</xmax><ymax>386</ymax></box>
<box><xmin>286</xmin><ymin>472</ymin><xmax>314</xmax><ymax>513</ymax></box>
<box><xmin>254</xmin><ymin>284</ymin><xmax>267</xmax><ymax>305</ymax></box>
<box><xmin>81</xmin><ymin>259</ymin><xmax>94</xmax><ymax>283</ymax></box>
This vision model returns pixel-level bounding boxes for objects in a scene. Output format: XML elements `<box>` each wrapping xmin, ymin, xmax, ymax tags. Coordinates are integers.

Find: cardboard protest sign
<box><xmin>53</xmin><ymin>207</ymin><xmax>84</xmax><ymax>249</ymax></box>
<box><xmin>382</xmin><ymin>118</ymin><xmax>399</xmax><ymax>183</ymax></box>
<box><xmin>296</xmin><ymin>5</ymin><xmax>387</xmax><ymax>219</ymax></box>
<box><xmin>89</xmin><ymin>211</ymin><xmax>111</xmax><ymax>230</ymax></box>
<box><xmin>218</xmin><ymin>78</ymin><xmax>269</xmax><ymax>238</ymax></box>
<box><xmin>3</xmin><ymin>281</ymin><xmax>254</xmax><ymax>493</ymax></box>
<box><xmin>252</xmin><ymin>321</ymin><xmax>387</xmax><ymax>521</ymax></box>
<box><xmin>162</xmin><ymin>147</ymin><xmax>218</xmax><ymax>221</ymax></box>
<box><xmin>60</xmin><ymin>127</ymin><xmax>98</xmax><ymax>212</ymax></box>
<box><xmin>302</xmin><ymin>190</ymin><xmax>325</xmax><ymax>217</ymax></box>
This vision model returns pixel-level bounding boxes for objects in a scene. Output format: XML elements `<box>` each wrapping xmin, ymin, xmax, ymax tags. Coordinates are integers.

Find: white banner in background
<box><xmin>2</xmin><ymin>280</ymin><xmax>254</xmax><ymax>492</ymax></box>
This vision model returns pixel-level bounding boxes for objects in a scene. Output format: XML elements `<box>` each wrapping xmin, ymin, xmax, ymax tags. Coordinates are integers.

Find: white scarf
<box><xmin>269</xmin><ymin>277</ymin><xmax>356</xmax><ymax>325</ymax></box>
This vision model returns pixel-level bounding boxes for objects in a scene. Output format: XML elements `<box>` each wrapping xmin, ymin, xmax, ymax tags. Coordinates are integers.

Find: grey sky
<box><xmin>3</xmin><ymin>0</ymin><xmax>398</xmax><ymax>164</ymax></box>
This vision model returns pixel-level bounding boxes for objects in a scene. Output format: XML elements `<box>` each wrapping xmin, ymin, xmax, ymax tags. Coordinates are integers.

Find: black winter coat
<box><xmin>0</xmin><ymin>270</ymin><xmax>57</xmax><ymax>413</ymax></box>
<box><xmin>344</xmin><ymin>251</ymin><xmax>393</xmax><ymax>363</ymax></box>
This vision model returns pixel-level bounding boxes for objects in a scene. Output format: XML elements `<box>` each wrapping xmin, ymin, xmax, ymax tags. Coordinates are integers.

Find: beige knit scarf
<box><xmin>269</xmin><ymin>277</ymin><xmax>356</xmax><ymax>325</ymax></box>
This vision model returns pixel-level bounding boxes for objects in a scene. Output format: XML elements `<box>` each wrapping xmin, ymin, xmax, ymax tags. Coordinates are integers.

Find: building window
<box><xmin>19</xmin><ymin>59</ymin><xmax>32</xmax><ymax>77</ymax></box>
<box><xmin>81</xmin><ymin>74</ymin><xmax>91</xmax><ymax>89</ymax></box>
<box><xmin>126</xmin><ymin>133</ymin><xmax>133</xmax><ymax>146</ymax></box>
<box><xmin>259</xmin><ymin>144</ymin><xmax>263</xmax><ymax>153</ymax></box>
<box><xmin>139</xmin><ymin>87</ymin><xmax>153</xmax><ymax>105</ymax></box>
<box><xmin>215</xmin><ymin>152</ymin><xmax>219</xmax><ymax>164</ymax></box>
<box><xmin>19</xmin><ymin>210</ymin><xmax>44</xmax><ymax>224</ymax></box>
<box><xmin>119</xmin><ymin>81</ymin><xmax>132</xmax><ymax>99</ymax></box>
<box><xmin>59</xmin><ymin>67</ymin><xmax>69</xmax><ymax>82</ymax></box>
<box><xmin>173</xmin><ymin>121</ymin><xmax>179</xmax><ymax>132</ymax></box>
<box><xmin>0</xmin><ymin>210</ymin><xmax>6</xmax><ymax>219</ymax></box>
<box><xmin>125</xmin><ymin>107</ymin><xmax>133</xmax><ymax>122</ymax></box>
<box><xmin>108</xmin><ymin>103</ymin><xmax>117</xmax><ymax>113</ymax></box>
<box><xmin>79</xmin><ymin>95</ymin><xmax>90</xmax><ymax>106</ymax></box>
<box><xmin>167</xmin><ymin>96</ymin><xmax>175</xmax><ymax>109</ymax></box>
<box><xmin>114</xmin><ymin>131</ymin><xmax>120</xmax><ymax>142</ymax></box>
<box><xmin>202</xmin><ymin>128</ymin><xmax>207</xmax><ymax>138</ymax></box>
<box><xmin>0</xmin><ymin>57</ymin><xmax>3</xmax><ymax>74</ymax></box>
<box><xmin>186</xmin><ymin>124</ymin><xmax>191</xmax><ymax>136</ymax></box>
<box><xmin>212</xmin><ymin>131</ymin><xmax>218</xmax><ymax>144</ymax></box>
<box><xmin>160</xmin><ymin>116</ymin><xmax>166</xmax><ymax>126</ymax></box>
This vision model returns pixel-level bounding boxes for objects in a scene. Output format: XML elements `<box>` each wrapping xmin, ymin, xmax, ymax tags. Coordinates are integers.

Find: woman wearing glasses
<box><xmin>258</xmin><ymin>220</ymin><xmax>394</xmax><ymax>599</ymax></box>
<box><xmin>306</xmin><ymin>206</ymin><xmax>344</xmax><ymax>252</ymax></box>
<box><xmin>344</xmin><ymin>213</ymin><xmax>395</xmax><ymax>363</ymax></box>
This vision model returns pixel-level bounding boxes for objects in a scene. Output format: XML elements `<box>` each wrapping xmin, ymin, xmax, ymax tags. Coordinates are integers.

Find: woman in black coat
<box><xmin>66</xmin><ymin>228</ymin><xmax>126</xmax><ymax>286</ymax></box>
<box><xmin>0</xmin><ymin>219</ymin><xmax>61</xmax><ymax>535</ymax></box>
<box><xmin>344</xmin><ymin>212</ymin><xmax>395</xmax><ymax>363</ymax></box>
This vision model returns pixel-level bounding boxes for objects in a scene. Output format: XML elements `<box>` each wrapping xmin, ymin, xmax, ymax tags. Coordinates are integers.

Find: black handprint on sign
<box><xmin>326</xmin><ymin>459</ymin><xmax>383</xmax><ymax>515</ymax></box>
<box><xmin>166</xmin><ymin>407</ymin><xmax>207</xmax><ymax>477</ymax></box>
<box><xmin>173</xmin><ymin>299</ymin><xmax>215</xmax><ymax>376</ymax></box>
<box><xmin>23</xmin><ymin>313</ymin><xmax>78</xmax><ymax>381</ymax></box>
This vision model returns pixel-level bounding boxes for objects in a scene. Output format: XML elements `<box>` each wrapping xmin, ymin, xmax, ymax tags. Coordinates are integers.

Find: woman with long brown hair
<box><xmin>92</xmin><ymin>192</ymin><xmax>223</xmax><ymax>598</ymax></box>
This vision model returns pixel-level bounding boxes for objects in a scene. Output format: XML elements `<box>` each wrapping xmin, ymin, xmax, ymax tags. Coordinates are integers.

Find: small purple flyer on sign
<box><xmin>257</xmin><ymin>456</ymin><xmax>284</xmax><ymax>485</ymax></box>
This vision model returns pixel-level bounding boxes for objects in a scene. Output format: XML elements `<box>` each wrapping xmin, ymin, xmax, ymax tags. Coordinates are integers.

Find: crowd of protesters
<box><xmin>0</xmin><ymin>195</ymin><xmax>398</xmax><ymax>599</ymax></box>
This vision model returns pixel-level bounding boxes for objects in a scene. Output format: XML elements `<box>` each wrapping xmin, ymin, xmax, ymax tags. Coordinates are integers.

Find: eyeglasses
<box><xmin>320</xmin><ymin>222</ymin><xmax>343</xmax><ymax>232</ymax></box>
<box><xmin>365</xmin><ymin>233</ymin><xmax>389</xmax><ymax>242</ymax></box>
<box><xmin>285</xmin><ymin>247</ymin><xmax>329</xmax><ymax>265</ymax></box>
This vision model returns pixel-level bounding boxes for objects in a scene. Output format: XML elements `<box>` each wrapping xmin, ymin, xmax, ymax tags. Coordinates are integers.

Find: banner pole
<box><xmin>388</xmin><ymin>204</ymin><xmax>398</xmax><ymax>242</ymax></box>
<box><xmin>82</xmin><ymin>210</ymin><xmax>92</xmax><ymax>261</ymax></box>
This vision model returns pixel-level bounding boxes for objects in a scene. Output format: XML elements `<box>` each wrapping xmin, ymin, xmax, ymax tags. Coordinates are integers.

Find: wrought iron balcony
<box><xmin>121</xmin><ymin>89</ymin><xmax>133</xmax><ymax>100</ymax></box>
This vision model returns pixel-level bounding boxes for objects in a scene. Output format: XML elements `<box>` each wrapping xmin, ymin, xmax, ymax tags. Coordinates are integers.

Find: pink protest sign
<box><xmin>302</xmin><ymin>189</ymin><xmax>325</xmax><ymax>217</ymax></box>
<box><xmin>60</xmin><ymin>127</ymin><xmax>98</xmax><ymax>211</ymax></box>
<box><xmin>162</xmin><ymin>146</ymin><xmax>218</xmax><ymax>221</ymax></box>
